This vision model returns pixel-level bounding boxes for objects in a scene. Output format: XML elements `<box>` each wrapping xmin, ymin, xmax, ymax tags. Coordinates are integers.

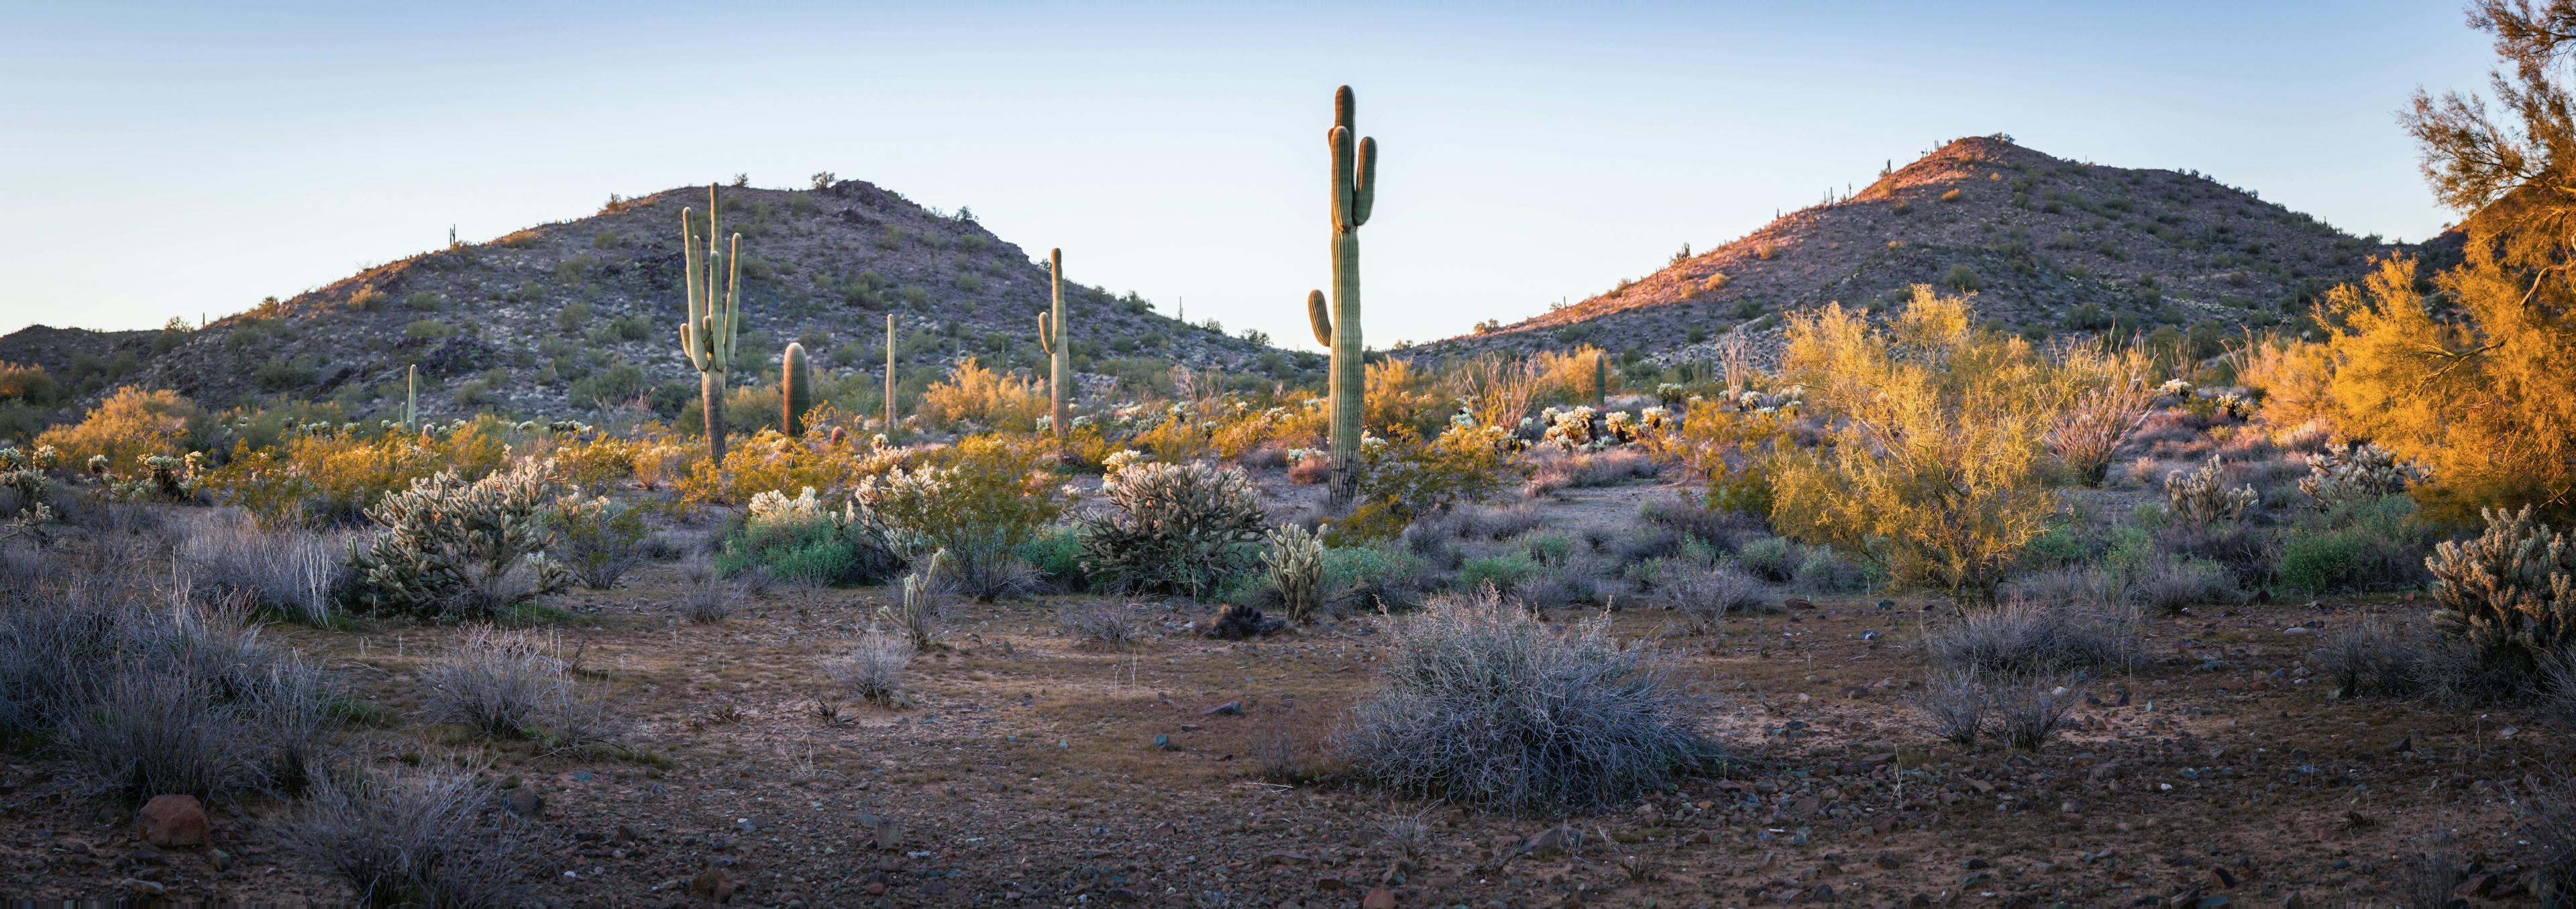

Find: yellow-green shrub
<box><xmin>919</xmin><ymin>357</ymin><xmax>1045</xmax><ymax>431</ymax></box>
<box><xmin>35</xmin><ymin>386</ymin><xmax>205</xmax><ymax>468</ymax></box>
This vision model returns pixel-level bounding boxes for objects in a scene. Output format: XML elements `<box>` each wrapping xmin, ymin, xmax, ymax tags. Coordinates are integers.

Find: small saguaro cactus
<box><xmin>1303</xmin><ymin>85</ymin><xmax>1379</xmax><ymax>509</ymax></box>
<box><xmin>883</xmin><ymin>313</ymin><xmax>898</xmax><ymax>431</ymax></box>
<box><xmin>404</xmin><ymin>364</ymin><xmax>418</xmax><ymax>428</ymax></box>
<box><xmin>679</xmin><ymin>184</ymin><xmax>745</xmax><ymax>464</ymax></box>
<box><xmin>781</xmin><ymin>341</ymin><xmax>812</xmax><ymax>437</ymax></box>
<box><xmin>1593</xmin><ymin>352</ymin><xmax>1608</xmax><ymax>409</ymax></box>
<box><xmin>1036</xmin><ymin>248</ymin><xmax>1070</xmax><ymax>457</ymax></box>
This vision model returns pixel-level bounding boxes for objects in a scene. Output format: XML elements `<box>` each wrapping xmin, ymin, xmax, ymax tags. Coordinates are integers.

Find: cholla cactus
<box><xmin>2427</xmin><ymin>506</ymin><xmax>2576</xmax><ymax>679</ymax></box>
<box><xmin>1541</xmin><ymin>406</ymin><xmax>1599</xmax><ymax>450</ymax></box>
<box><xmin>2158</xmin><ymin>378</ymin><xmax>2193</xmax><ymax>398</ymax></box>
<box><xmin>2298</xmin><ymin>441</ymin><xmax>2426</xmax><ymax>504</ymax></box>
<box><xmin>1265</xmin><ymin>522</ymin><xmax>1328</xmax><ymax>623</ymax></box>
<box><xmin>1101</xmin><ymin>450</ymin><xmax>1150</xmax><ymax>491</ymax></box>
<box><xmin>1655</xmin><ymin>383</ymin><xmax>1688</xmax><ymax>406</ymax></box>
<box><xmin>112</xmin><ymin>451</ymin><xmax>203</xmax><ymax>502</ymax></box>
<box><xmin>1640</xmin><ymin>405</ymin><xmax>1673</xmax><ymax>434</ymax></box>
<box><xmin>878</xmin><ymin>547</ymin><xmax>951</xmax><ymax>648</ymax></box>
<box><xmin>2163</xmin><ymin>457</ymin><xmax>2257</xmax><ymax>528</ymax></box>
<box><xmin>1602</xmin><ymin>411</ymin><xmax>1637</xmax><ymax>441</ymax></box>
<box><xmin>2213</xmin><ymin>392</ymin><xmax>2256</xmax><ymax>420</ymax></box>
<box><xmin>0</xmin><ymin>445</ymin><xmax>58</xmax><ymax>517</ymax></box>
<box><xmin>350</xmin><ymin>460</ymin><xmax>573</xmax><ymax>618</ymax></box>
<box><xmin>1077</xmin><ymin>461</ymin><xmax>1269</xmax><ymax>597</ymax></box>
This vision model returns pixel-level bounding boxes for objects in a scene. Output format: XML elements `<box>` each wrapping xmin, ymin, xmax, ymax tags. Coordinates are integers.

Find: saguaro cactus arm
<box><xmin>1037</xmin><ymin>312</ymin><xmax>1055</xmax><ymax>355</ymax></box>
<box><xmin>1306</xmin><ymin>290</ymin><xmax>1332</xmax><ymax>347</ymax></box>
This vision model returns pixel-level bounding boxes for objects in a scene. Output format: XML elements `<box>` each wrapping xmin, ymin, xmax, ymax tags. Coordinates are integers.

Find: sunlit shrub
<box><xmin>1336</xmin><ymin>424</ymin><xmax>1517</xmax><ymax>543</ymax></box>
<box><xmin>851</xmin><ymin>435</ymin><xmax>1060</xmax><ymax>598</ymax></box>
<box><xmin>347</xmin><ymin>460</ymin><xmax>572</xmax><ymax>619</ymax></box>
<box><xmin>1077</xmin><ymin>461</ymin><xmax>1268</xmax><ymax>597</ymax></box>
<box><xmin>919</xmin><ymin>357</ymin><xmax>1046</xmax><ymax>431</ymax></box>
<box><xmin>35</xmin><ymin>386</ymin><xmax>205</xmax><ymax>469</ymax></box>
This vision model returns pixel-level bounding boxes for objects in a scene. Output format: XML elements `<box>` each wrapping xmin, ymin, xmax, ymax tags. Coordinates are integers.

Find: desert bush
<box><xmin>1638</xmin><ymin>494</ymin><xmax>1760</xmax><ymax>549</ymax></box>
<box><xmin>717</xmin><ymin>486</ymin><xmax>901</xmax><ymax>586</ymax></box>
<box><xmin>2277</xmin><ymin>494</ymin><xmax>2430</xmax><ymax>594</ymax></box>
<box><xmin>551</xmin><ymin>495</ymin><xmax>648</xmax><ymax>590</ymax></box>
<box><xmin>2155</xmin><ymin>520</ymin><xmax>2275</xmax><ymax>588</ymax></box>
<box><xmin>1990</xmin><ymin>673</ymin><xmax>2080</xmax><ymax>751</ymax></box>
<box><xmin>1342</xmin><ymin>586</ymin><xmax>1723</xmax><ymax>811</ymax></box>
<box><xmin>421</xmin><ymin>629</ymin><xmax>576</xmax><ymax>739</ymax></box>
<box><xmin>1322</xmin><ymin>543</ymin><xmax>1434</xmax><ymax>612</ymax></box>
<box><xmin>1918</xmin><ymin>670</ymin><xmax>1987</xmax><ymax>745</ymax></box>
<box><xmin>2427</xmin><ymin>506</ymin><xmax>2576</xmax><ymax>684</ymax></box>
<box><xmin>2163</xmin><ymin>457</ymin><xmax>2257</xmax><ymax>529</ymax></box>
<box><xmin>1018</xmin><ymin>526</ymin><xmax>1086</xmax><ymax>592</ymax></box>
<box><xmin>1770</xmin><ymin>288</ymin><xmax>2063</xmax><ymax>604</ymax></box>
<box><xmin>0</xmin><ymin>361</ymin><xmax>57</xmax><ymax>405</ymax></box>
<box><xmin>348</xmin><ymin>461</ymin><xmax>572</xmax><ymax>619</ymax></box>
<box><xmin>919</xmin><ymin>357</ymin><xmax>1046</xmax><ymax>431</ymax></box>
<box><xmin>2231</xmin><ymin>335</ymin><xmax>2336</xmax><ymax>428</ymax></box>
<box><xmin>1666</xmin><ymin>564</ymin><xmax>1768</xmax><ymax>633</ymax></box>
<box><xmin>1652</xmin><ymin>401</ymin><xmax>1793</xmax><ymax>518</ymax></box>
<box><xmin>1057</xmin><ymin>602</ymin><xmax>1144</xmax><ymax>647</ymax></box>
<box><xmin>2002</xmin><ymin>564</ymin><xmax>2123</xmax><ymax>610</ymax></box>
<box><xmin>2311</xmin><ymin>614</ymin><xmax>2429</xmax><ymax>698</ymax></box>
<box><xmin>280</xmin><ymin>763</ymin><xmax>540</xmax><ymax>908</ymax></box>
<box><xmin>2045</xmin><ymin>342</ymin><xmax>2155</xmax><ymax>485</ymax></box>
<box><xmin>34</xmin><ymin>385</ymin><xmax>205</xmax><ymax>471</ymax></box>
<box><xmin>2298</xmin><ymin>441</ymin><xmax>2426</xmax><ymax>506</ymax></box>
<box><xmin>1336</xmin><ymin>423</ymin><xmax>1517</xmax><ymax>542</ymax></box>
<box><xmin>1077</xmin><ymin>461</ymin><xmax>1267</xmax><ymax>598</ymax></box>
<box><xmin>1922</xmin><ymin>596</ymin><xmax>2140</xmax><ymax>674</ymax></box>
<box><xmin>178</xmin><ymin>512</ymin><xmax>352</xmax><ymax>624</ymax></box>
<box><xmin>1456</xmin><ymin>502</ymin><xmax>1544</xmax><ymax>540</ymax></box>
<box><xmin>826</xmin><ymin>630</ymin><xmax>914</xmax><ymax>706</ymax></box>
<box><xmin>1523</xmin><ymin>447</ymin><xmax>1660</xmax><ymax>498</ymax></box>
<box><xmin>676</xmin><ymin>571</ymin><xmax>737</xmax><ymax>623</ymax></box>
<box><xmin>1363</xmin><ymin>357</ymin><xmax>1452</xmax><ymax>440</ymax></box>
<box><xmin>2124</xmin><ymin>555</ymin><xmax>2235</xmax><ymax>613</ymax></box>
<box><xmin>1265</xmin><ymin>523</ymin><xmax>1327</xmax><ymax>622</ymax></box>
<box><xmin>851</xmin><ymin>436</ymin><xmax>1060</xmax><ymax>599</ymax></box>
<box><xmin>1459</xmin><ymin>552</ymin><xmax>1540</xmax><ymax>594</ymax></box>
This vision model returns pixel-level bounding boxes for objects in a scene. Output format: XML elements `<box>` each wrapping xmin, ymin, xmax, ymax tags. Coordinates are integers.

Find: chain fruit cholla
<box><xmin>1303</xmin><ymin>85</ymin><xmax>1379</xmax><ymax>509</ymax></box>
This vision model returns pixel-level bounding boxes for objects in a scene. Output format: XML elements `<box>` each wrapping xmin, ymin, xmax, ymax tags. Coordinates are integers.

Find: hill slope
<box><xmin>21</xmin><ymin>180</ymin><xmax>1295</xmax><ymax>423</ymax></box>
<box><xmin>1426</xmin><ymin>136</ymin><xmax>2396</xmax><ymax>360</ymax></box>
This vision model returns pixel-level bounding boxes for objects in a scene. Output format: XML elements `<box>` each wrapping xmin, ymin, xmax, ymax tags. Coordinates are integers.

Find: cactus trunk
<box><xmin>1301</xmin><ymin>85</ymin><xmax>1378</xmax><ymax>512</ymax></box>
<box><xmin>1593</xmin><ymin>352</ymin><xmax>1607</xmax><ymax>409</ymax></box>
<box><xmin>405</xmin><ymin>364</ymin><xmax>417</xmax><ymax>428</ymax></box>
<box><xmin>884</xmin><ymin>313</ymin><xmax>897</xmax><ymax>432</ymax></box>
<box><xmin>781</xmin><ymin>341</ymin><xmax>811</xmax><ymax>437</ymax></box>
<box><xmin>1040</xmin><ymin>248</ymin><xmax>1069</xmax><ymax>459</ymax></box>
<box><xmin>702</xmin><ymin>372</ymin><xmax>728</xmax><ymax>460</ymax></box>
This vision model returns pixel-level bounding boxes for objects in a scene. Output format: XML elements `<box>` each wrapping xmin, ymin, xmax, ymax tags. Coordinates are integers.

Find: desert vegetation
<box><xmin>6</xmin><ymin>14</ymin><xmax>2576</xmax><ymax>904</ymax></box>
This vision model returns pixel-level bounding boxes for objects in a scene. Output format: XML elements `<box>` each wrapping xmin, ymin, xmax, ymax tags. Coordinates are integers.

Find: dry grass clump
<box><xmin>280</xmin><ymin>763</ymin><xmax>542</xmax><ymax>908</ymax></box>
<box><xmin>1921</xmin><ymin>596</ymin><xmax>2140</xmax><ymax>675</ymax></box>
<box><xmin>1918</xmin><ymin>670</ymin><xmax>1987</xmax><ymax>745</ymax></box>
<box><xmin>676</xmin><ymin>570</ymin><xmax>739</xmax><ymax>623</ymax></box>
<box><xmin>1664</xmin><ymin>563</ymin><xmax>1770</xmax><ymax>634</ymax></box>
<box><xmin>1057</xmin><ymin>602</ymin><xmax>1145</xmax><ymax>648</ymax></box>
<box><xmin>1342</xmin><ymin>586</ymin><xmax>1721</xmax><ymax>812</ymax></box>
<box><xmin>1522</xmin><ymin>447</ymin><xmax>1660</xmax><ymax>498</ymax></box>
<box><xmin>419</xmin><ymin>629</ymin><xmax>621</xmax><ymax>745</ymax></box>
<box><xmin>826</xmin><ymin>630</ymin><xmax>915</xmax><ymax>706</ymax></box>
<box><xmin>178</xmin><ymin>511</ymin><xmax>352</xmax><ymax>624</ymax></box>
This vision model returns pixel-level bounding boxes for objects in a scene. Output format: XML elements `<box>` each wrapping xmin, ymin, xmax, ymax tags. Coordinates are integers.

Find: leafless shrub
<box><xmin>826</xmin><ymin>630</ymin><xmax>914</xmax><ymax>706</ymax></box>
<box><xmin>179</xmin><ymin>512</ymin><xmax>352</xmax><ymax>624</ymax></box>
<box><xmin>421</xmin><ymin>629</ymin><xmax>566</xmax><ymax>738</ymax></box>
<box><xmin>62</xmin><ymin>660</ymin><xmax>259</xmax><ymax>800</ymax></box>
<box><xmin>1375</xmin><ymin>808</ymin><xmax>1434</xmax><ymax>858</ymax></box>
<box><xmin>1666</xmin><ymin>564</ymin><xmax>1769</xmax><ymax>634</ymax></box>
<box><xmin>2125</xmin><ymin>556</ymin><xmax>2237</xmax><ymax>614</ymax></box>
<box><xmin>736</xmin><ymin>564</ymin><xmax>775</xmax><ymax>598</ymax></box>
<box><xmin>2311</xmin><ymin>614</ymin><xmax>2427</xmax><ymax>698</ymax></box>
<box><xmin>676</xmin><ymin>574</ymin><xmax>738</xmax><ymax>624</ymax></box>
<box><xmin>2519</xmin><ymin>777</ymin><xmax>2576</xmax><ymax>903</ymax></box>
<box><xmin>1990</xmin><ymin>674</ymin><xmax>2080</xmax><ymax>751</ymax></box>
<box><xmin>280</xmin><ymin>763</ymin><xmax>541</xmax><ymax>908</ymax></box>
<box><xmin>2002</xmin><ymin>566</ymin><xmax>2123</xmax><ymax>611</ymax></box>
<box><xmin>0</xmin><ymin>544</ymin><xmax>52</xmax><ymax>604</ymax></box>
<box><xmin>1918</xmin><ymin>670</ymin><xmax>1986</xmax><ymax>745</ymax></box>
<box><xmin>1523</xmin><ymin>448</ymin><xmax>1660</xmax><ymax>498</ymax></box>
<box><xmin>1923</xmin><ymin>596</ymin><xmax>2140</xmax><ymax>675</ymax></box>
<box><xmin>679</xmin><ymin>555</ymin><xmax>716</xmax><ymax>586</ymax></box>
<box><xmin>1343</xmin><ymin>586</ymin><xmax>1722</xmax><ymax>811</ymax></box>
<box><xmin>1455</xmin><ymin>502</ymin><xmax>1542</xmax><ymax>540</ymax></box>
<box><xmin>1638</xmin><ymin>495</ymin><xmax>1760</xmax><ymax>547</ymax></box>
<box><xmin>1057</xmin><ymin>602</ymin><xmax>1143</xmax><ymax>648</ymax></box>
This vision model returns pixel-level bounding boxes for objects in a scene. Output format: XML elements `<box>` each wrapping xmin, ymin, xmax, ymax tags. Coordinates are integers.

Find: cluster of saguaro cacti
<box><xmin>1303</xmin><ymin>85</ymin><xmax>1378</xmax><ymax>509</ymax></box>
<box><xmin>781</xmin><ymin>341</ymin><xmax>812</xmax><ymax>436</ymax></box>
<box><xmin>1036</xmin><ymin>248</ymin><xmax>1070</xmax><ymax>456</ymax></box>
<box><xmin>679</xmin><ymin>184</ymin><xmax>744</xmax><ymax>463</ymax></box>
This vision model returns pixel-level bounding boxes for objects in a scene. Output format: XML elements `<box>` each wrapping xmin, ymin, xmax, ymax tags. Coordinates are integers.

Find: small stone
<box><xmin>504</xmin><ymin>789</ymin><xmax>544</xmax><ymax>818</ymax></box>
<box><xmin>207</xmin><ymin>847</ymin><xmax>233</xmax><ymax>871</ymax></box>
<box><xmin>1364</xmin><ymin>887</ymin><xmax>1399</xmax><ymax>909</ymax></box>
<box><xmin>1875</xmin><ymin>851</ymin><xmax>1904</xmax><ymax>870</ymax></box>
<box><xmin>1200</xmin><ymin>701</ymin><xmax>1244</xmax><ymax>716</ymax></box>
<box><xmin>692</xmin><ymin>868</ymin><xmax>739</xmax><ymax>904</ymax></box>
<box><xmin>1152</xmin><ymin>734</ymin><xmax>1180</xmax><ymax>751</ymax></box>
<box><xmin>136</xmin><ymin>795</ymin><xmax>211</xmax><ymax>849</ymax></box>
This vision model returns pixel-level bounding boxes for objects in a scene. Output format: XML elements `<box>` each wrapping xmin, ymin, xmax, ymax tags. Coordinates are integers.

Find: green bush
<box><xmin>1017</xmin><ymin>526</ymin><xmax>1086</xmax><ymax>592</ymax></box>
<box><xmin>718</xmin><ymin>488</ymin><xmax>900</xmax><ymax>586</ymax></box>
<box><xmin>1459</xmin><ymin>552</ymin><xmax>1539</xmax><ymax>592</ymax></box>
<box><xmin>2276</xmin><ymin>495</ymin><xmax>2428</xmax><ymax>594</ymax></box>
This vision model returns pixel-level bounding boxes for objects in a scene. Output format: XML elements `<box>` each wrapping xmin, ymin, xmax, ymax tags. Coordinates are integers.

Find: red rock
<box><xmin>691</xmin><ymin>868</ymin><xmax>739</xmax><ymax>904</ymax></box>
<box><xmin>136</xmin><ymin>795</ymin><xmax>210</xmax><ymax>848</ymax></box>
<box><xmin>1364</xmin><ymin>888</ymin><xmax>1399</xmax><ymax>909</ymax></box>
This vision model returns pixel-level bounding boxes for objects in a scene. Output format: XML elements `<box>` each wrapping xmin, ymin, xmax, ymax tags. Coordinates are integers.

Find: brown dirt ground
<box><xmin>0</xmin><ymin>478</ymin><xmax>2555</xmax><ymax>907</ymax></box>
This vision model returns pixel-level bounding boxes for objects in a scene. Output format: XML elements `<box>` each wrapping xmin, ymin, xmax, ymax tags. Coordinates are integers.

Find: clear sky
<box><xmin>0</xmin><ymin>1</ymin><xmax>2495</xmax><ymax>350</ymax></box>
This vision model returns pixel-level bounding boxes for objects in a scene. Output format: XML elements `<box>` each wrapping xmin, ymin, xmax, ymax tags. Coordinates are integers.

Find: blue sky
<box><xmin>0</xmin><ymin>1</ymin><xmax>2494</xmax><ymax>348</ymax></box>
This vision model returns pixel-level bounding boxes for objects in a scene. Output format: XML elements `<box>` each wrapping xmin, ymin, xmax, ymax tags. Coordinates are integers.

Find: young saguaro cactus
<box><xmin>1303</xmin><ymin>85</ymin><xmax>1379</xmax><ymax>509</ymax></box>
<box><xmin>781</xmin><ymin>341</ymin><xmax>812</xmax><ymax>437</ymax></box>
<box><xmin>1036</xmin><ymin>248</ymin><xmax>1070</xmax><ymax>458</ymax></box>
<box><xmin>883</xmin><ymin>313</ymin><xmax>898</xmax><ymax>432</ymax></box>
<box><xmin>680</xmin><ymin>184</ymin><xmax>744</xmax><ymax>464</ymax></box>
<box><xmin>405</xmin><ymin>364</ymin><xmax>418</xmax><ymax>428</ymax></box>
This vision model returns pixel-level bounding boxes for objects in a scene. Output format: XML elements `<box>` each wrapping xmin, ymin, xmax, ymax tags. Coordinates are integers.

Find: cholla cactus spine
<box><xmin>680</xmin><ymin>184</ymin><xmax>745</xmax><ymax>463</ymax></box>
<box><xmin>1301</xmin><ymin>85</ymin><xmax>1379</xmax><ymax>511</ymax></box>
<box><xmin>781</xmin><ymin>341</ymin><xmax>812</xmax><ymax>437</ymax></box>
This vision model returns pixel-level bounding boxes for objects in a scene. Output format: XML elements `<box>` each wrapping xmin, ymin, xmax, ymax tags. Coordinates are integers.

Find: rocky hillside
<box><xmin>14</xmin><ymin>180</ymin><xmax>1299</xmax><ymax>423</ymax></box>
<box><xmin>1424</xmin><ymin>136</ymin><xmax>2395</xmax><ymax>362</ymax></box>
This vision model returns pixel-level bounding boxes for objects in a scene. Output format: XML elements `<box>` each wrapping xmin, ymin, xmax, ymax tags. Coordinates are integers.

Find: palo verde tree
<box><xmin>2333</xmin><ymin>0</ymin><xmax>2576</xmax><ymax>521</ymax></box>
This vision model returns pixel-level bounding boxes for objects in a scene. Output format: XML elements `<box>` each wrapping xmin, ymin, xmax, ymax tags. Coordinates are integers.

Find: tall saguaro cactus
<box><xmin>404</xmin><ymin>364</ymin><xmax>417</xmax><ymax>428</ymax></box>
<box><xmin>680</xmin><ymin>184</ymin><xmax>744</xmax><ymax>464</ymax></box>
<box><xmin>1036</xmin><ymin>248</ymin><xmax>1070</xmax><ymax>458</ymax></box>
<box><xmin>883</xmin><ymin>313</ymin><xmax>898</xmax><ymax>432</ymax></box>
<box><xmin>1303</xmin><ymin>85</ymin><xmax>1379</xmax><ymax>509</ymax></box>
<box><xmin>781</xmin><ymin>341</ymin><xmax>812</xmax><ymax>437</ymax></box>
